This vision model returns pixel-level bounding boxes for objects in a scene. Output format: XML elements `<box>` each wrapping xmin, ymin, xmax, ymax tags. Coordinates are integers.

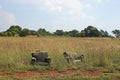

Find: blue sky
<box><xmin>0</xmin><ymin>0</ymin><xmax>120</xmax><ymax>34</ymax></box>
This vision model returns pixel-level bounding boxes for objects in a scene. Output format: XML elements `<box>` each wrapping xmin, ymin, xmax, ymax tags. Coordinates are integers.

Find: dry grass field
<box><xmin>0</xmin><ymin>37</ymin><xmax>120</xmax><ymax>80</ymax></box>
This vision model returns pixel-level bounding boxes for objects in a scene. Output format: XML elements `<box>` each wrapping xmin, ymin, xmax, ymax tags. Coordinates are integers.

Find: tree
<box><xmin>19</xmin><ymin>28</ymin><xmax>30</xmax><ymax>37</ymax></box>
<box><xmin>37</xmin><ymin>28</ymin><xmax>50</xmax><ymax>36</ymax></box>
<box><xmin>3</xmin><ymin>32</ymin><xmax>8</xmax><ymax>36</ymax></box>
<box><xmin>7</xmin><ymin>25</ymin><xmax>22</xmax><ymax>36</ymax></box>
<box><xmin>0</xmin><ymin>25</ymin><xmax>22</xmax><ymax>36</ymax></box>
<box><xmin>54</xmin><ymin>30</ymin><xmax>65</xmax><ymax>36</ymax></box>
<box><xmin>63</xmin><ymin>31</ymin><xmax>70</xmax><ymax>36</ymax></box>
<box><xmin>112</xmin><ymin>29</ymin><xmax>120</xmax><ymax>38</ymax></box>
<box><xmin>84</xmin><ymin>26</ymin><xmax>101</xmax><ymax>37</ymax></box>
<box><xmin>30</xmin><ymin>30</ymin><xmax>37</xmax><ymax>35</ymax></box>
<box><xmin>6</xmin><ymin>31</ymin><xmax>13</xmax><ymax>36</ymax></box>
<box><xmin>0</xmin><ymin>32</ymin><xmax>6</xmax><ymax>36</ymax></box>
<box><xmin>68</xmin><ymin>29</ymin><xmax>80</xmax><ymax>37</ymax></box>
<box><xmin>100</xmin><ymin>30</ymin><xmax>109</xmax><ymax>37</ymax></box>
<box><xmin>80</xmin><ymin>30</ymin><xmax>86</xmax><ymax>37</ymax></box>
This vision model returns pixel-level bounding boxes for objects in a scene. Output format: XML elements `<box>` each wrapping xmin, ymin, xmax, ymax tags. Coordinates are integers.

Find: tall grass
<box><xmin>0</xmin><ymin>37</ymin><xmax>120</xmax><ymax>72</ymax></box>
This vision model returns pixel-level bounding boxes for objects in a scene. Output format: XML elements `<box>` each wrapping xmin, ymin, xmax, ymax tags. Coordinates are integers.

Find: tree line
<box><xmin>0</xmin><ymin>25</ymin><xmax>120</xmax><ymax>38</ymax></box>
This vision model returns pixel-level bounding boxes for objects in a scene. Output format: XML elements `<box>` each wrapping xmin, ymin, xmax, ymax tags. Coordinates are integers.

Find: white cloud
<box><xmin>85</xmin><ymin>3</ymin><xmax>93</xmax><ymax>9</ymax></box>
<box><xmin>95</xmin><ymin>0</ymin><xmax>110</xmax><ymax>3</ymax></box>
<box><xmin>5</xmin><ymin>0</ymin><xmax>95</xmax><ymax>20</ymax></box>
<box><xmin>96</xmin><ymin>0</ymin><xmax>102</xmax><ymax>3</ymax></box>
<box><xmin>41</xmin><ymin>0</ymin><xmax>83</xmax><ymax>13</ymax></box>
<box><xmin>0</xmin><ymin>11</ymin><xmax>16</xmax><ymax>24</ymax></box>
<box><xmin>39</xmin><ymin>0</ymin><xmax>95</xmax><ymax>20</ymax></box>
<box><xmin>0</xmin><ymin>10</ymin><xmax>17</xmax><ymax>31</ymax></box>
<box><xmin>39</xmin><ymin>0</ymin><xmax>62</xmax><ymax>13</ymax></box>
<box><xmin>36</xmin><ymin>0</ymin><xmax>84</xmax><ymax>14</ymax></box>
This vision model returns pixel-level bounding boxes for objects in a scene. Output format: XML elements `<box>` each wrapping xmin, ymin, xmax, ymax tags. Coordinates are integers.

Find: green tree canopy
<box><xmin>7</xmin><ymin>25</ymin><xmax>22</xmax><ymax>35</ymax></box>
<box><xmin>80</xmin><ymin>30</ymin><xmax>86</xmax><ymax>37</ymax></box>
<box><xmin>54</xmin><ymin>30</ymin><xmax>65</xmax><ymax>36</ymax></box>
<box><xmin>19</xmin><ymin>28</ymin><xmax>30</xmax><ymax>37</ymax></box>
<box><xmin>112</xmin><ymin>29</ymin><xmax>120</xmax><ymax>38</ymax></box>
<box><xmin>68</xmin><ymin>29</ymin><xmax>80</xmax><ymax>37</ymax></box>
<box><xmin>30</xmin><ymin>30</ymin><xmax>37</xmax><ymax>35</ymax></box>
<box><xmin>37</xmin><ymin>28</ymin><xmax>50</xmax><ymax>36</ymax></box>
<box><xmin>100</xmin><ymin>30</ymin><xmax>109</xmax><ymax>37</ymax></box>
<box><xmin>0</xmin><ymin>25</ymin><xmax>116</xmax><ymax>38</ymax></box>
<box><xmin>84</xmin><ymin>26</ymin><xmax>101</xmax><ymax>37</ymax></box>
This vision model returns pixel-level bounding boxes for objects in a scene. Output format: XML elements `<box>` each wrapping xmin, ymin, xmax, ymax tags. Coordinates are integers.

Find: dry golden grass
<box><xmin>0</xmin><ymin>37</ymin><xmax>120</xmax><ymax>72</ymax></box>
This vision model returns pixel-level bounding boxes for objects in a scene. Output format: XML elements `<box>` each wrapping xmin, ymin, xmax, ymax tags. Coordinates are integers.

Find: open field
<box><xmin>0</xmin><ymin>37</ymin><xmax>120</xmax><ymax>80</ymax></box>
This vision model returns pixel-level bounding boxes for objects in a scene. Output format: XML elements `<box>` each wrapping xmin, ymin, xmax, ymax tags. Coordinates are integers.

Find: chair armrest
<box><xmin>31</xmin><ymin>57</ymin><xmax>36</xmax><ymax>64</ymax></box>
<box><xmin>44</xmin><ymin>57</ymin><xmax>51</xmax><ymax>64</ymax></box>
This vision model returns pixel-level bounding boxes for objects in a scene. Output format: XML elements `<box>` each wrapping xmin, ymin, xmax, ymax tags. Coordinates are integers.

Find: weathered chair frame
<box><xmin>31</xmin><ymin>52</ymin><xmax>51</xmax><ymax>66</ymax></box>
<box><xmin>63</xmin><ymin>52</ymin><xmax>84</xmax><ymax>63</ymax></box>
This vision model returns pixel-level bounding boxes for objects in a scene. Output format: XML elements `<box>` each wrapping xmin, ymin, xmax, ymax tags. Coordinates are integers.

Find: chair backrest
<box><xmin>63</xmin><ymin>52</ymin><xmax>84</xmax><ymax>63</ymax></box>
<box><xmin>32</xmin><ymin>52</ymin><xmax>48</xmax><ymax>62</ymax></box>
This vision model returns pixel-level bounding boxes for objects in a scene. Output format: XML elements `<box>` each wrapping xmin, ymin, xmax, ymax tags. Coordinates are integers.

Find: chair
<box><xmin>31</xmin><ymin>52</ymin><xmax>51</xmax><ymax>66</ymax></box>
<box><xmin>63</xmin><ymin>52</ymin><xmax>84</xmax><ymax>63</ymax></box>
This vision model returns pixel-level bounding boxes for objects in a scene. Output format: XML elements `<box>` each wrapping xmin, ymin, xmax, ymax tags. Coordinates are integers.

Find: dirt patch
<box><xmin>82</xmin><ymin>70</ymin><xmax>102</xmax><ymax>76</ymax></box>
<box><xmin>0</xmin><ymin>69</ymin><xmax>102</xmax><ymax>78</ymax></box>
<box><xmin>0</xmin><ymin>71</ymin><xmax>40</xmax><ymax>78</ymax></box>
<box><xmin>0</xmin><ymin>70</ymin><xmax>79</xmax><ymax>77</ymax></box>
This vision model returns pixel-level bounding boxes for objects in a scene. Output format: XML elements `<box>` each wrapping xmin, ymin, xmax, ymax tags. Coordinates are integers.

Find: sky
<box><xmin>0</xmin><ymin>0</ymin><xmax>120</xmax><ymax>34</ymax></box>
